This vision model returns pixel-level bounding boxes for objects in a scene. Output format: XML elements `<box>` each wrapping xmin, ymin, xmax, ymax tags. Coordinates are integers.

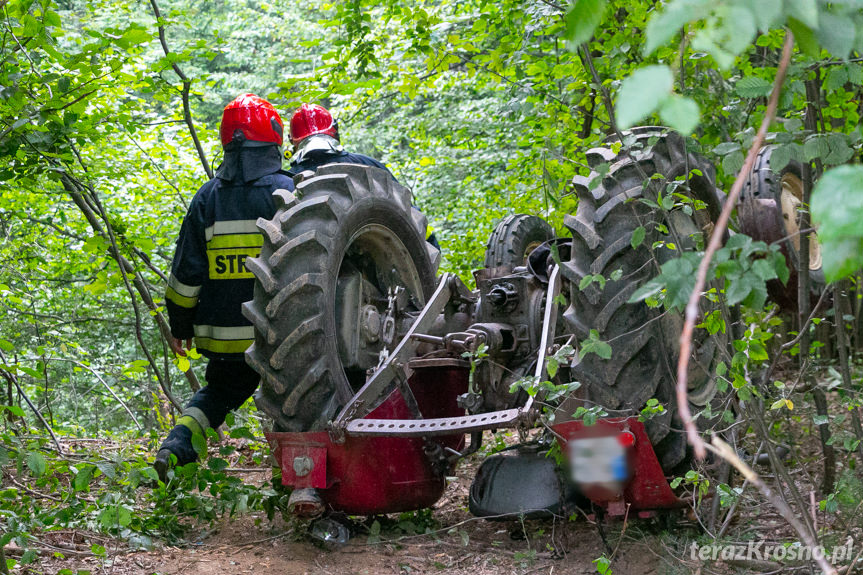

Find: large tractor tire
<box><xmin>484</xmin><ymin>214</ymin><xmax>555</xmax><ymax>269</ymax></box>
<box><xmin>562</xmin><ymin>129</ymin><xmax>726</xmax><ymax>472</ymax></box>
<box><xmin>739</xmin><ymin>146</ymin><xmax>825</xmax><ymax>311</ymax></box>
<box><xmin>243</xmin><ymin>164</ymin><xmax>439</xmax><ymax>432</ymax></box>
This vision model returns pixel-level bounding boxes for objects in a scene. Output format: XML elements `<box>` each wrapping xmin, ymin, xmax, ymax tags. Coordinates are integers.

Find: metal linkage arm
<box><xmin>340</xmin><ymin>265</ymin><xmax>563</xmax><ymax>439</ymax></box>
<box><xmin>331</xmin><ymin>273</ymin><xmax>466</xmax><ymax>430</ymax></box>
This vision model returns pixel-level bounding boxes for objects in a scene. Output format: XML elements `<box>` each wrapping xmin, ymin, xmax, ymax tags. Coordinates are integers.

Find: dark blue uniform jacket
<box><xmin>165</xmin><ymin>171</ymin><xmax>295</xmax><ymax>360</ymax></box>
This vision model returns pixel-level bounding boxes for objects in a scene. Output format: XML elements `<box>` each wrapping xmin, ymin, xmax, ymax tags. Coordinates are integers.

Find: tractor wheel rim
<box><xmin>780</xmin><ymin>173</ymin><xmax>822</xmax><ymax>271</ymax></box>
<box><xmin>336</xmin><ymin>223</ymin><xmax>425</xmax><ymax>378</ymax></box>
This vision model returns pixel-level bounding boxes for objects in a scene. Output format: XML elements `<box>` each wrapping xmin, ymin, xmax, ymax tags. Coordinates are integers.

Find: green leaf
<box><xmin>644</xmin><ymin>0</ymin><xmax>710</xmax><ymax>55</ymax></box>
<box><xmin>721</xmin><ymin>150</ymin><xmax>744</xmax><ymax>177</ymax></box>
<box><xmin>116</xmin><ymin>26</ymin><xmax>151</xmax><ymax>49</ymax></box>
<box><xmin>547</xmin><ymin>357</ymin><xmax>559</xmax><ymax>379</ymax></box>
<box><xmin>786</xmin><ymin>0</ymin><xmax>819</xmax><ymax>30</ymax></box>
<box><xmin>726</xmin><ymin>274</ymin><xmax>753</xmax><ymax>306</ymax></box>
<box><xmin>753</xmin><ymin>0</ymin><xmax>783</xmax><ymax>30</ymax></box>
<box><xmin>712</xmin><ymin>142</ymin><xmax>741</xmax><ymax>155</ymax></box>
<box><xmin>74</xmin><ymin>466</ymin><xmax>93</xmax><ymax>491</ymax></box>
<box><xmin>817</xmin><ymin>12</ymin><xmax>856</xmax><ymax>58</ymax></box>
<box><xmin>44</xmin><ymin>10</ymin><xmax>61</xmax><ymax>28</ymax></box>
<box><xmin>752</xmin><ymin>259</ymin><xmax>778</xmax><ymax>282</ymax></box>
<box><xmin>208</xmin><ymin>457</ymin><xmax>229</xmax><ymax>471</ymax></box>
<box><xmin>91</xmin><ymin>544</ymin><xmax>107</xmax><ymax>557</ymax></box>
<box><xmin>735</xmin><ymin>76</ymin><xmax>772</xmax><ymax>98</ymax></box>
<box><xmin>771</xmin><ymin>251</ymin><xmax>790</xmax><ymax>285</ymax></box>
<box><xmin>564</xmin><ymin>0</ymin><xmax>608</xmax><ymax>47</ymax></box>
<box><xmin>659</xmin><ymin>95</ymin><xmax>700</xmax><ymax>134</ymax></box>
<box><xmin>749</xmin><ymin>341</ymin><xmax>769</xmax><ymax>362</ymax></box>
<box><xmin>811</xmin><ymin>166</ymin><xmax>863</xmax><ymax>281</ymax></box>
<box><xmin>804</xmin><ymin>135</ymin><xmax>831</xmax><ymax>162</ymax></box>
<box><xmin>631</xmin><ymin>226</ymin><xmax>646</xmax><ymax>249</ymax></box>
<box><xmin>593</xmin><ymin>555</ymin><xmax>613</xmax><ymax>575</ymax></box>
<box><xmin>615</xmin><ymin>65</ymin><xmax>674</xmax><ymax>130</ymax></box>
<box><xmin>788</xmin><ymin>18</ymin><xmax>819</xmax><ymax>58</ymax></box>
<box><xmin>229</xmin><ymin>426</ymin><xmax>256</xmax><ymax>440</ymax></box>
<box><xmin>580</xmin><ymin>330</ymin><xmax>612</xmax><ymax>360</ymax></box>
<box><xmin>0</xmin><ymin>339</ymin><xmax>13</xmax><ymax>352</ymax></box>
<box><xmin>4</xmin><ymin>405</ymin><xmax>24</xmax><ymax>417</ymax></box>
<box><xmin>21</xmin><ymin>549</ymin><xmax>37</xmax><ymax>565</ymax></box>
<box><xmin>26</xmin><ymin>451</ymin><xmax>47</xmax><ymax>477</ymax></box>
<box><xmin>824</xmin><ymin>67</ymin><xmax>849</xmax><ymax>91</ymax></box>
<box><xmin>629</xmin><ymin>278</ymin><xmax>664</xmax><ymax>303</ymax></box>
<box><xmin>770</xmin><ymin>398</ymin><xmax>792</xmax><ymax>411</ymax></box>
<box><xmin>191</xmin><ymin>433</ymin><xmax>207</xmax><ymax>458</ymax></box>
<box><xmin>769</xmin><ymin>144</ymin><xmax>794</xmax><ymax>172</ymax></box>
<box><xmin>96</xmin><ymin>461</ymin><xmax>116</xmax><ymax>480</ymax></box>
<box><xmin>824</xmin><ymin>134</ymin><xmax>854</xmax><ymax>166</ymax></box>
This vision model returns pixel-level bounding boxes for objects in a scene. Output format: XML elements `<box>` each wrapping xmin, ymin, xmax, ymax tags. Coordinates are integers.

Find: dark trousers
<box><xmin>187</xmin><ymin>360</ymin><xmax>260</xmax><ymax>428</ymax></box>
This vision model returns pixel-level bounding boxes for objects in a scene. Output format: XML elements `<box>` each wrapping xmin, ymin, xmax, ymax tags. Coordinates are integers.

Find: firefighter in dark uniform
<box><xmin>155</xmin><ymin>94</ymin><xmax>294</xmax><ymax>482</ymax></box>
<box><xmin>287</xmin><ymin>103</ymin><xmax>438</xmax><ymax>248</ymax></box>
<box><xmin>287</xmin><ymin>103</ymin><xmax>390</xmax><ymax>175</ymax></box>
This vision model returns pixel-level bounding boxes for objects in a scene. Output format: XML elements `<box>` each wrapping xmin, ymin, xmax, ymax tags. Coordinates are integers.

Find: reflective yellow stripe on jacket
<box><xmin>193</xmin><ymin>325</ymin><xmax>254</xmax><ymax>355</ymax></box>
<box><xmin>165</xmin><ymin>274</ymin><xmax>201</xmax><ymax>309</ymax></box>
<box><xmin>205</xmin><ymin>220</ymin><xmax>263</xmax><ymax>280</ymax></box>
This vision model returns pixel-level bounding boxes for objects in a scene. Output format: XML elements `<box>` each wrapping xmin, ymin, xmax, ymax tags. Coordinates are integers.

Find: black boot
<box><xmin>154</xmin><ymin>424</ymin><xmax>198</xmax><ymax>483</ymax></box>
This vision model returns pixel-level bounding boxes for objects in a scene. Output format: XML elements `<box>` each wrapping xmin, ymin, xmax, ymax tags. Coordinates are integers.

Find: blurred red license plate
<box><xmin>568</xmin><ymin>435</ymin><xmax>628</xmax><ymax>485</ymax></box>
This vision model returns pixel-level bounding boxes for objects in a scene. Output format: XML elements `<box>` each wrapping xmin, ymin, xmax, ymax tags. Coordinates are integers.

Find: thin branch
<box><xmin>50</xmin><ymin>358</ymin><xmax>142</xmax><ymax>430</ymax></box>
<box><xmin>579</xmin><ymin>44</ymin><xmax>626</xmax><ymax>141</ymax></box>
<box><xmin>762</xmin><ymin>285</ymin><xmax>831</xmax><ymax>384</ymax></box>
<box><xmin>123</xmin><ymin>126</ymin><xmax>187</xmax><ymax>212</ymax></box>
<box><xmin>535</xmin><ymin>0</ymin><xmax>566</xmax><ymax>11</ymax></box>
<box><xmin>709</xmin><ymin>437</ymin><xmax>838</xmax><ymax>575</ymax></box>
<box><xmin>677</xmin><ymin>31</ymin><xmax>795</xmax><ymax>460</ymax></box>
<box><xmin>0</xmin><ymin>350</ymin><xmax>63</xmax><ymax>454</ymax></box>
<box><xmin>59</xmin><ymin>172</ymin><xmax>197</xmax><ymax>401</ymax></box>
<box><xmin>147</xmin><ymin>0</ymin><xmax>213</xmax><ymax>178</ymax></box>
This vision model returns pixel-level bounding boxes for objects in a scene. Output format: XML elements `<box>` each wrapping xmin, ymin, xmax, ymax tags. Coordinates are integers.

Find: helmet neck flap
<box><xmin>289</xmin><ymin>134</ymin><xmax>344</xmax><ymax>167</ymax></box>
<box><xmin>215</xmin><ymin>132</ymin><xmax>283</xmax><ymax>183</ymax></box>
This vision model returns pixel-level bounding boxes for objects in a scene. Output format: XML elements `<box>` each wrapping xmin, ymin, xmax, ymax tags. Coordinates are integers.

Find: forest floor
<box><xmin>18</xmin><ymin>450</ymin><xmax>710</xmax><ymax>575</ymax></box>
<box><xmin>9</xmin><ymin>411</ymin><xmax>855</xmax><ymax>575</ymax></box>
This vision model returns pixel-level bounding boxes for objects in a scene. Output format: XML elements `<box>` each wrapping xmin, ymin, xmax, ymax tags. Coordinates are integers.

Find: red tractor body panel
<box><xmin>551</xmin><ymin>418</ymin><xmax>682</xmax><ymax>515</ymax></box>
<box><xmin>266</xmin><ymin>365</ymin><xmax>468</xmax><ymax>515</ymax></box>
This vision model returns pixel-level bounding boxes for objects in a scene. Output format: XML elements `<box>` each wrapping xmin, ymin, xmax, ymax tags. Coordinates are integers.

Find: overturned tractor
<box><xmin>240</xmin><ymin>128</ymin><xmax>772</xmax><ymax>521</ymax></box>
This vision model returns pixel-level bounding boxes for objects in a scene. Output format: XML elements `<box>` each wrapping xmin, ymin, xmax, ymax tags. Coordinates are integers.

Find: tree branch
<box><xmin>147</xmin><ymin>0</ymin><xmax>213</xmax><ymax>179</ymax></box>
<box><xmin>0</xmin><ymin>350</ymin><xmax>63</xmax><ymax>454</ymax></box>
<box><xmin>677</xmin><ymin>30</ymin><xmax>794</xmax><ymax>460</ymax></box>
<box><xmin>709</xmin><ymin>437</ymin><xmax>838</xmax><ymax>575</ymax></box>
<box><xmin>59</xmin><ymin>171</ymin><xmax>198</xmax><ymax>401</ymax></box>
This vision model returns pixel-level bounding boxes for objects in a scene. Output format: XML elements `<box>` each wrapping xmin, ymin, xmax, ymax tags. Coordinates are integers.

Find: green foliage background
<box><xmin>1</xmin><ymin>0</ymin><xmax>863</xmax><ymax>564</ymax></box>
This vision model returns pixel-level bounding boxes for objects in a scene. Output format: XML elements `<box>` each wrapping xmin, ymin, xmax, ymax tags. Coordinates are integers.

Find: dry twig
<box><xmin>677</xmin><ymin>31</ymin><xmax>795</xmax><ymax>460</ymax></box>
<box><xmin>709</xmin><ymin>436</ymin><xmax>838</xmax><ymax>575</ymax></box>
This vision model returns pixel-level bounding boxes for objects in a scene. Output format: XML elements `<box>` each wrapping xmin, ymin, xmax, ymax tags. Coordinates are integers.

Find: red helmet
<box><xmin>220</xmin><ymin>93</ymin><xmax>283</xmax><ymax>147</ymax></box>
<box><xmin>290</xmin><ymin>103</ymin><xmax>337</xmax><ymax>145</ymax></box>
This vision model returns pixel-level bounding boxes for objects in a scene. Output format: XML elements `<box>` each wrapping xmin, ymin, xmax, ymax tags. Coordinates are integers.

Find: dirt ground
<box><xmin>81</xmin><ymin>513</ymin><xmax>670</xmax><ymax>575</ymax></box>
<box><xmin>26</xmin><ymin>462</ymin><xmax>697</xmax><ymax>575</ymax></box>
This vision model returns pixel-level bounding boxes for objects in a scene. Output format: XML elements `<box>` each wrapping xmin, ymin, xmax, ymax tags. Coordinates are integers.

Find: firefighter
<box><xmin>287</xmin><ymin>102</ymin><xmax>390</xmax><ymax>175</ymax></box>
<box><xmin>288</xmin><ymin>103</ymin><xmax>439</xmax><ymax>249</ymax></box>
<box><xmin>155</xmin><ymin>93</ymin><xmax>294</xmax><ymax>483</ymax></box>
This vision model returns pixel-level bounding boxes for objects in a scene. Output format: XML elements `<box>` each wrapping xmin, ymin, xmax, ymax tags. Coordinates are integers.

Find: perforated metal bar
<box><xmin>345</xmin><ymin>408</ymin><xmax>523</xmax><ymax>437</ymax></box>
